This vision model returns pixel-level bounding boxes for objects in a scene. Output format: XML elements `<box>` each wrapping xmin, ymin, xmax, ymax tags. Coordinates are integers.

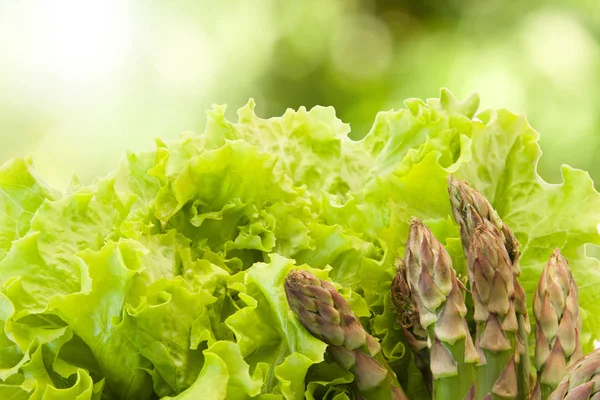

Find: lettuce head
<box><xmin>0</xmin><ymin>89</ymin><xmax>599</xmax><ymax>399</ymax></box>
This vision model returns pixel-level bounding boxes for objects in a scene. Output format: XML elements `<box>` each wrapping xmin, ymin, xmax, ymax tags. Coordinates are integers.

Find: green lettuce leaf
<box><xmin>0</xmin><ymin>157</ymin><xmax>60</xmax><ymax>261</ymax></box>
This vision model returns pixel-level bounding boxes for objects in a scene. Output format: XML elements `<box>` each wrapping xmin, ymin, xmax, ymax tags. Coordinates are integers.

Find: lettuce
<box><xmin>0</xmin><ymin>89</ymin><xmax>599</xmax><ymax>399</ymax></box>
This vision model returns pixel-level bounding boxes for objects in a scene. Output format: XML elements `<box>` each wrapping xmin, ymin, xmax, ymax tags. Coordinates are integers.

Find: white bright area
<box><xmin>0</xmin><ymin>0</ymin><xmax>278</xmax><ymax>187</ymax></box>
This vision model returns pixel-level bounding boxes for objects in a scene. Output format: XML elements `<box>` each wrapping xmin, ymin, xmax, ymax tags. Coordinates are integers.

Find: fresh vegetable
<box><xmin>394</xmin><ymin>178</ymin><xmax>529</xmax><ymax>399</ymax></box>
<box><xmin>1</xmin><ymin>89</ymin><xmax>600</xmax><ymax>399</ymax></box>
<box><xmin>391</xmin><ymin>259</ymin><xmax>432</xmax><ymax>394</ymax></box>
<box><xmin>532</xmin><ymin>250</ymin><xmax>582</xmax><ymax>400</ymax></box>
<box><xmin>468</xmin><ymin>221</ymin><xmax>522</xmax><ymax>399</ymax></box>
<box><xmin>392</xmin><ymin>180</ymin><xmax>584</xmax><ymax>400</ymax></box>
<box><xmin>284</xmin><ymin>270</ymin><xmax>408</xmax><ymax>400</ymax></box>
<box><xmin>448</xmin><ymin>175</ymin><xmax>520</xmax><ymax>266</ymax></box>
<box><xmin>449</xmin><ymin>175</ymin><xmax>532</xmax><ymax>399</ymax></box>
<box><xmin>546</xmin><ymin>348</ymin><xmax>600</xmax><ymax>400</ymax></box>
<box><xmin>401</xmin><ymin>218</ymin><xmax>477</xmax><ymax>399</ymax></box>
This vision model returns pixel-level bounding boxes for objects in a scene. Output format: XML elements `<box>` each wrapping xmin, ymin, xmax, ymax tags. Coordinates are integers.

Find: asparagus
<box><xmin>547</xmin><ymin>348</ymin><xmax>600</xmax><ymax>400</ymax></box>
<box><xmin>284</xmin><ymin>269</ymin><xmax>409</xmax><ymax>400</ymax></box>
<box><xmin>403</xmin><ymin>218</ymin><xmax>478</xmax><ymax>399</ymax></box>
<box><xmin>391</xmin><ymin>258</ymin><xmax>432</xmax><ymax>394</ymax></box>
<box><xmin>531</xmin><ymin>249</ymin><xmax>582</xmax><ymax>400</ymax></box>
<box><xmin>468</xmin><ymin>223</ymin><xmax>520</xmax><ymax>399</ymax></box>
<box><xmin>449</xmin><ymin>176</ymin><xmax>532</xmax><ymax>399</ymax></box>
<box><xmin>448</xmin><ymin>175</ymin><xmax>519</xmax><ymax>266</ymax></box>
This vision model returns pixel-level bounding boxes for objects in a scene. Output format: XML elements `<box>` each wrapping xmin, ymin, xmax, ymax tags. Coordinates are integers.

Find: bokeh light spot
<box><xmin>330</xmin><ymin>14</ymin><xmax>393</xmax><ymax>81</ymax></box>
<box><xmin>521</xmin><ymin>10</ymin><xmax>597</xmax><ymax>84</ymax></box>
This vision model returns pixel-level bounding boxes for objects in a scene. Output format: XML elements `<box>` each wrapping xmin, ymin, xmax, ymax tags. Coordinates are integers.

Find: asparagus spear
<box><xmin>284</xmin><ymin>270</ymin><xmax>409</xmax><ymax>400</ymax></box>
<box><xmin>449</xmin><ymin>176</ymin><xmax>532</xmax><ymax>399</ymax></box>
<box><xmin>448</xmin><ymin>175</ymin><xmax>519</xmax><ymax>265</ymax></box>
<box><xmin>403</xmin><ymin>218</ymin><xmax>478</xmax><ymax>399</ymax></box>
<box><xmin>391</xmin><ymin>258</ymin><xmax>432</xmax><ymax>394</ymax></box>
<box><xmin>546</xmin><ymin>348</ymin><xmax>600</xmax><ymax>400</ymax></box>
<box><xmin>468</xmin><ymin>223</ymin><xmax>519</xmax><ymax>399</ymax></box>
<box><xmin>531</xmin><ymin>249</ymin><xmax>582</xmax><ymax>400</ymax></box>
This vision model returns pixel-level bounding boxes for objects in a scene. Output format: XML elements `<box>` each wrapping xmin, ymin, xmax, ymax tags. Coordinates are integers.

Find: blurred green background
<box><xmin>1</xmin><ymin>0</ymin><xmax>599</xmax><ymax>188</ymax></box>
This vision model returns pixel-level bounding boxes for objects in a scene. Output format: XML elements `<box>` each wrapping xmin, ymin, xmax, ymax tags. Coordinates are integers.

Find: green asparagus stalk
<box><xmin>392</xmin><ymin>258</ymin><xmax>433</xmax><ymax>394</ymax></box>
<box><xmin>449</xmin><ymin>176</ymin><xmax>532</xmax><ymax>399</ymax></box>
<box><xmin>448</xmin><ymin>175</ymin><xmax>519</xmax><ymax>266</ymax></box>
<box><xmin>546</xmin><ymin>348</ymin><xmax>600</xmax><ymax>400</ymax></box>
<box><xmin>284</xmin><ymin>270</ymin><xmax>409</xmax><ymax>400</ymax></box>
<box><xmin>468</xmin><ymin>223</ymin><xmax>520</xmax><ymax>399</ymax></box>
<box><xmin>403</xmin><ymin>218</ymin><xmax>478</xmax><ymax>399</ymax></box>
<box><xmin>531</xmin><ymin>249</ymin><xmax>582</xmax><ymax>400</ymax></box>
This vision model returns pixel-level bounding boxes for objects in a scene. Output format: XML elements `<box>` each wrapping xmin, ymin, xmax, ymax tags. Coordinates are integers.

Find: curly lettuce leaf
<box><xmin>226</xmin><ymin>254</ymin><xmax>329</xmax><ymax>399</ymax></box>
<box><xmin>0</xmin><ymin>157</ymin><xmax>60</xmax><ymax>261</ymax></box>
